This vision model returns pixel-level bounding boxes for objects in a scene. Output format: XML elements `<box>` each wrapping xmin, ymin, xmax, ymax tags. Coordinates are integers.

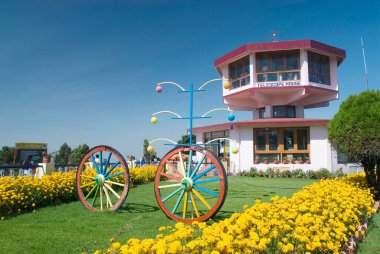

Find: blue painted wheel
<box><xmin>154</xmin><ymin>146</ymin><xmax>228</xmax><ymax>223</ymax></box>
<box><xmin>76</xmin><ymin>146</ymin><xmax>130</xmax><ymax>211</ymax></box>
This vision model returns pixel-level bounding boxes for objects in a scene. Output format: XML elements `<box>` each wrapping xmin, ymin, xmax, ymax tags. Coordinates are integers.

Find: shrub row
<box><xmin>240</xmin><ymin>167</ymin><xmax>345</xmax><ymax>179</ymax></box>
<box><xmin>98</xmin><ymin>173</ymin><xmax>375</xmax><ymax>254</ymax></box>
<box><xmin>0</xmin><ymin>165</ymin><xmax>157</xmax><ymax>219</ymax></box>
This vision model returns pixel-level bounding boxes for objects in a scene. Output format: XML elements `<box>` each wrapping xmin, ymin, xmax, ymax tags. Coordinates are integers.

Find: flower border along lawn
<box><xmin>103</xmin><ymin>173</ymin><xmax>375</xmax><ymax>254</ymax></box>
<box><xmin>0</xmin><ymin>165</ymin><xmax>157</xmax><ymax>218</ymax></box>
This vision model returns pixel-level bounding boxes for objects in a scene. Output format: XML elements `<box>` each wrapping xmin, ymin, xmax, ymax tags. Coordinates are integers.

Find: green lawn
<box><xmin>0</xmin><ymin>176</ymin><xmax>318</xmax><ymax>254</ymax></box>
<box><xmin>358</xmin><ymin>210</ymin><xmax>380</xmax><ymax>254</ymax></box>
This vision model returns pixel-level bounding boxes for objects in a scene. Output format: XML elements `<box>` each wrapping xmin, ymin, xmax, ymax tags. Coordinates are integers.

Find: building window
<box><xmin>229</xmin><ymin>56</ymin><xmax>250</xmax><ymax>89</ymax></box>
<box><xmin>273</xmin><ymin>106</ymin><xmax>296</xmax><ymax>118</ymax></box>
<box><xmin>256</xmin><ymin>50</ymin><xmax>300</xmax><ymax>83</ymax></box>
<box><xmin>308</xmin><ymin>51</ymin><xmax>330</xmax><ymax>85</ymax></box>
<box><xmin>204</xmin><ymin>130</ymin><xmax>230</xmax><ymax>159</ymax></box>
<box><xmin>259</xmin><ymin>107</ymin><xmax>266</xmax><ymax>119</ymax></box>
<box><xmin>254</xmin><ymin>128</ymin><xmax>309</xmax><ymax>163</ymax></box>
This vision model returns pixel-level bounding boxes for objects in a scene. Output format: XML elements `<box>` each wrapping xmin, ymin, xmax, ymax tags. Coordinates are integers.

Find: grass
<box><xmin>358</xmin><ymin>210</ymin><xmax>380</xmax><ymax>254</ymax></box>
<box><xmin>1</xmin><ymin>176</ymin><xmax>317</xmax><ymax>253</ymax></box>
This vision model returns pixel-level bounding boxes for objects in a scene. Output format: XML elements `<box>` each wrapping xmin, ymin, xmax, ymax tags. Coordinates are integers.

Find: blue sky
<box><xmin>0</xmin><ymin>0</ymin><xmax>379</xmax><ymax>158</ymax></box>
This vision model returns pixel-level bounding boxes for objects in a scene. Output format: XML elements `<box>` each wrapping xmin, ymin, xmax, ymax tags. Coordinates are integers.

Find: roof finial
<box><xmin>271</xmin><ymin>31</ymin><xmax>278</xmax><ymax>42</ymax></box>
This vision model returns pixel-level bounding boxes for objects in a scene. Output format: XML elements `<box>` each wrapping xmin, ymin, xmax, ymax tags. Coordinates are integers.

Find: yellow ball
<box><xmin>223</xmin><ymin>82</ymin><xmax>230</xmax><ymax>89</ymax></box>
<box><xmin>147</xmin><ymin>145</ymin><xmax>154</xmax><ymax>154</ymax></box>
<box><xmin>231</xmin><ymin>147</ymin><xmax>239</xmax><ymax>154</ymax></box>
<box><xmin>151</xmin><ymin>116</ymin><xmax>158</xmax><ymax>124</ymax></box>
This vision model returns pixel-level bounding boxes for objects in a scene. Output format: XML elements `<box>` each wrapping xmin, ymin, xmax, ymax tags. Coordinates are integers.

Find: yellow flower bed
<box><xmin>102</xmin><ymin>174</ymin><xmax>375</xmax><ymax>254</ymax></box>
<box><xmin>0</xmin><ymin>165</ymin><xmax>157</xmax><ymax>218</ymax></box>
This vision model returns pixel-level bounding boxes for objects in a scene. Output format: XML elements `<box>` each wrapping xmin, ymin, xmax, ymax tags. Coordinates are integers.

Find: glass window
<box><xmin>308</xmin><ymin>51</ymin><xmax>330</xmax><ymax>85</ymax></box>
<box><xmin>297</xmin><ymin>128</ymin><xmax>308</xmax><ymax>150</ymax></box>
<box><xmin>256</xmin><ymin>50</ymin><xmax>300</xmax><ymax>83</ymax></box>
<box><xmin>273</xmin><ymin>106</ymin><xmax>295</xmax><ymax>118</ymax></box>
<box><xmin>228</xmin><ymin>56</ymin><xmax>250</xmax><ymax>89</ymax></box>
<box><xmin>259</xmin><ymin>108</ymin><xmax>266</xmax><ymax>119</ymax></box>
<box><xmin>284</xmin><ymin>129</ymin><xmax>294</xmax><ymax>150</ymax></box>
<box><xmin>256</xmin><ymin>129</ymin><xmax>266</xmax><ymax>150</ymax></box>
<box><xmin>269</xmin><ymin>130</ymin><xmax>278</xmax><ymax>150</ymax></box>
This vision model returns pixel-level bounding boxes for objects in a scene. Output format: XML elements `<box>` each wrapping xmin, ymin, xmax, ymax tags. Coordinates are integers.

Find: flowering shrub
<box><xmin>100</xmin><ymin>174</ymin><xmax>375</xmax><ymax>254</ymax></box>
<box><xmin>0</xmin><ymin>165</ymin><xmax>157</xmax><ymax>218</ymax></box>
<box><xmin>242</xmin><ymin>167</ymin><xmax>345</xmax><ymax>179</ymax></box>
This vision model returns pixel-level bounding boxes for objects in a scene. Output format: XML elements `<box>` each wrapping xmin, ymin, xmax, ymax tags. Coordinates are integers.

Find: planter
<box><xmin>298</xmin><ymin>160</ymin><xmax>304</xmax><ymax>164</ymax></box>
<box><xmin>306</xmin><ymin>160</ymin><xmax>311</xmax><ymax>164</ymax></box>
<box><xmin>264</xmin><ymin>160</ymin><xmax>269</xmax><ymax>164</ymax></box>
<box><xmin>254</xmin><ymin>160</ymin><xmax>260</xmax><ymax>164</ymax></box>
<box><xmin>273</xmin><ymin>160</ymin><xmax>279</xmax><ymax>164</ymax></box>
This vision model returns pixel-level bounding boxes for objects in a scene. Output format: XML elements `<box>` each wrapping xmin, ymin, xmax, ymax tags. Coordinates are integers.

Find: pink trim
<box><xmin>214</xmin><ymin>39</ymin><xmax>346</xmax><ymax>67</ymax></box>
<box><xmin>224</xmin><ymin>85</ymin><xmax>336</xmax><ymax>99</ymax></box>
<box><xmin>192</xmin><ymin>118</ymin><xmax>329</xmax><ymax>132</ymax></box>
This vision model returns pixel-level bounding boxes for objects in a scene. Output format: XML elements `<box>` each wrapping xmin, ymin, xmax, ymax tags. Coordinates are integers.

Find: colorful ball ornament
<box><xmin>147</xmin><ymin>145</ymin><xmax>154</xmax><ymax>154</ymax></box>
<box><xmin>228</xmin><ymin>113</ymin><xmax>235</xmax><ymax>121</ymax></box>
<box><xmin>151</xmin><ymin>116</ymin><xmax>158</xmax><ymax>124</ymax></box>
<box><xmin>156</xmin><ymin>85</ymin><xmax>163</xmax><ymax>93</ymax></box>
<box><xmin>231</xmin><ymin>147</ymin><xmax>239</xmax><ymax>154</ymax></box>
<box><xmin>223</xmin><ymin>82</ymin><xmax>230</xmax><ymax>89</ymax></box>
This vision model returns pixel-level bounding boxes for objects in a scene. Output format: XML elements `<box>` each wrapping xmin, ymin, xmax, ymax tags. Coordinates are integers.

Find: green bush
<box><xmin>315</xmin><ymin>168</ymin><xmax>332</xmax><ymax>179</ymax></box>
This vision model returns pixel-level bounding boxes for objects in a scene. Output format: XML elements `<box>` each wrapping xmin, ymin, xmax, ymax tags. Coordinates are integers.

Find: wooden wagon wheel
<box><xmin>76</xmin><ymin>145</ymin><xmax>130</xmax><ymax>211</ymax></box>
<box><xmin>154</xmin><ymin>146</ymin><xmax>228</xmax><ymax>223</ymax></box>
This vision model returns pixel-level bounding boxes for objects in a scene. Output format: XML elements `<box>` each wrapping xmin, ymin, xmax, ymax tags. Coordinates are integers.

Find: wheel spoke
<box><xmin>159</xmin><ymin>172</ymin><xmax>181</xmax><ymax>183</ymax></box>
<box><xmin>103</xmin><ymin>153</ymin><xmax>112</xmax><ymax>174</ymax></box>
<box><xmin>172</xmin><ymin>190</ymin><xmax>185</xmax><ymax>213</ymax></box>
<box><xmin>189</xmin><ymin>191</ymin><xmax>200</xmax><ymax>217</ymax></box>
<box><xmin>178</xmin><ymin>151</ymin><xmax>186</xmax><ymax>177</ymax></box>
<box><xmin>91</xmin><ymin>155</ymin><xmax>101</xmax><ymax>174</ymax></box>
<box><xmin>162</xmin><ymin>186</ymin><xmax>183</xmax><ymax>202</ymax></box>
<box><xmin>186</xmin><ymin>150</ymin><xmax>193</xmax><ymax>177</ymax></box>
<box><xmin>166</xmin><ymin>160</ymin><xmax>184</xmax><ymax>178</ymax></box>
<box><xmin>192</xmin><ymin>188</ymin><xmax>211</xmax><ymax>209</ymax></box>
<box><xmin>91</xmin><ymin>186</ymin><xmax>100</xmax><ymax>207</ymax></box>
<box><xmin>81</xmin><ymin>175</ymin><xmax>95</xmax><ymax>180</ymax></box>
<box><xmin>80</xmin><ymin>182</ymin><xmax>96</xmax><ymax>188</ymax></box>
<box><xmin>193</xmin><ymin>185</ymin><xmax>219</xmax><ymax>198</ymax></box>
<box><xmin>105</xmin><ymin>180</ymin><xmax>125</xmax><ymax>187</ymax></box>
<box><xmin>104</xmin><ymin>162</ymin><xmax>121</xmax><ymax>177</ymax></box>
<box><xmin>103</xmin><ymin>186</ymin><xmax>113</xmax><ymax>208</ymax></box>
<box><xmin>158</xmin><ymin>183</ymin><xmax>181</xmax><ymax>189</ymax></box>
<box><xmin>190</xmin><ymin>154</ymin><xmax>206</xmax><ymax>178</ymax></box>
<box><xmin>193</xmin><ymin>165</ymin><xmax>216</xmax><ymax>181</ymax></box>
<box><xmin>104</xmin><ymin>183</ymin><xmax>120</xmax><ymax>199</ymax></box>
<box><xmin>100</xmin><ymin>151</ymin><xmax>103</xmax><ymax>174</ymax></box>
<box><xmin>85</xmin><ymin>185</ymin><xmax>98</xmax><ymax>200</ymax></box>
<box><xmin>182</xmin><ymin>191</ymin><xmax>188</xmax><ymax>218</ymax></box>
<box><xmin>100</xmin><ymin>186</ymin><xmax>103</xmax><ymax>210</ymax></box>
<box><xmin>105</xmin><ymin>171</ymin><xmax>124</xmax><ymax>180</ymax></box>
<box><xmin>194</xmin><ymin>178</ymin><xmax>220</xmax><ymax>184</ymax></box>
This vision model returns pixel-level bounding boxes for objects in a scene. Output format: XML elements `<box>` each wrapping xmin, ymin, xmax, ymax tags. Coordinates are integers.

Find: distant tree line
<box><xmin>54</xmin><ymin>143</ymin><xmax>89</xmax><ymax>165</ymax></box>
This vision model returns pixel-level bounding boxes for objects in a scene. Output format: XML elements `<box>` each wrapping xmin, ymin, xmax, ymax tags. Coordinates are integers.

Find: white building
<box><xmin>193</xmin><ymin>39</ymin><xmax>360</xmax><ymax>174</ymax></box>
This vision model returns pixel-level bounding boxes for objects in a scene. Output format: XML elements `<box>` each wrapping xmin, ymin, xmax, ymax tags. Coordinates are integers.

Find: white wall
<box><xmin>310</xmin><ymin>125</ymin><xmax>331</xmax><ymax>169</ymax></box>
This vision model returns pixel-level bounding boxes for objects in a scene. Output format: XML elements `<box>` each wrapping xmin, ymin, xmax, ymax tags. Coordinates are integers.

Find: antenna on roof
<box><xmin>360</xmin><ymin>37</ymin><xmax>369</xmax><ymax>90</ymax></box>
<box><xmin>271</xmin><ymin>31</ymin><xmax>278</xmax><ymax>42</ymax></box>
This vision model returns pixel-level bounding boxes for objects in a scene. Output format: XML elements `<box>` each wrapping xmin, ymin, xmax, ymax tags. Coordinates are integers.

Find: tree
<box><xmin>54</xmin><ymin>143</ymin><xmax>72</xmax><ymax>165</ymax></box>
<box><xmin>177</xmin><ymin>134</ymin><xmax>196</xmax><ymax>145</ymax></box>
<box><xmin>0</xmin><ymin>146</ymin><xmax>14</xmax><ymax>164</ymax></box>
<box><xmin>328</xmin><ymin>90</ymin><xmax>380</xmax><ymax>198</ymax></box>
<box><xmin>143</xmin><ymin>139</ymin><xmax>156</xmax><ymax>163</ymax></box>
<box><xmin>69</xmin><ymin>144</ymin><xmax>89</xmax><ymax>165</ymax></box>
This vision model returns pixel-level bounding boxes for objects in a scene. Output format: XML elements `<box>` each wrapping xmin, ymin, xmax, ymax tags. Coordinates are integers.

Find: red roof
<box><xmin>214</xmin><ymin>39</ymin><xmax>346</xmax><ymax>67</ymax></box>
<box><xmin>192</xmin><ymin>118</ymin><xmax>329</xmax><ymax>132</ymax></box>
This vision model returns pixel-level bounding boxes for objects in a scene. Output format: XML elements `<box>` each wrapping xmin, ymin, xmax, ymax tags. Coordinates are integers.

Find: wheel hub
<box><xmin>181</xmin><ymin>177</ymin><xmax>193</xmax><ymax>190</ymax></box>
<box><xmin>95</xmin><ymin>174</ymin><xmax>105</xmax><ymax>186</ymax></box>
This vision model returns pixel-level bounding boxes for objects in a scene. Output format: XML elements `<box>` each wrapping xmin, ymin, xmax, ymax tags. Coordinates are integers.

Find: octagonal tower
<box><xmin>215</xmin><ymin>40</ymin><xmax>346</xmax><ymax>118</ymax></box>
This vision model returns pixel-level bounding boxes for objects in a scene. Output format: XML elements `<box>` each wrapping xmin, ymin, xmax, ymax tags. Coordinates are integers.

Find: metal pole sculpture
<box><xmin>148</xmin><ymin>78</ymin><xmax>239</xmax><ymax>223</ymax></box>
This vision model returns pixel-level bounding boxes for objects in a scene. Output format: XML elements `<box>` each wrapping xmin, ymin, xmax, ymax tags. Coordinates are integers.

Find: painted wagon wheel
<box><xmin>154</xmin><ymin>146</ymin><xmax>227</xmax><ymax>223</ymax></box>
<box><xmin>76</xmin><ymin>145</ymin><xmax>130</xmax><ymax>211</ymax></box>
